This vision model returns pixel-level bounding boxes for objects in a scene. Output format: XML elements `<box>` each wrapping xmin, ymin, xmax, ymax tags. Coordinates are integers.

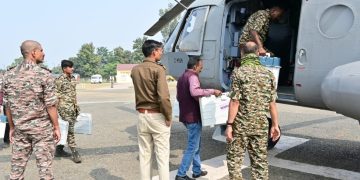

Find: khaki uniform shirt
<box><xmin>1</xmin><ymin>60</ymin><xmax>57</xmax><ymax>133</ymax></box>
<box><xmin>229</xmin><ymin>56</ymin><xmax>277</xmax><ymax>135</ymax></box>
<box><xmin>239</xmin><ymin>9</ymin><xmax>271</xmax><ymax>46</ymax></box>
<box><xmin>131</xmin><ymin>58</ymin><xmax>172</xmax><ymax>121</ymax></box>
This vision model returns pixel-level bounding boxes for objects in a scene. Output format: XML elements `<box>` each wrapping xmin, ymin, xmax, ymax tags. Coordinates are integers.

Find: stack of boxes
<box><xmin>259</xmin><ymin>56</ymin><xmax>281</xmax><ymax>88</ymax></box>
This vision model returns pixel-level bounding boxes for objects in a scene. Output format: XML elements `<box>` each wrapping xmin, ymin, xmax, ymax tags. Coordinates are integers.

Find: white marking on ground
<box><xmin>78</xmin><ymin>101</ymin><xmax>133</xmax><ymax>105</ymax></box>
<box><xmin>152</xmin><ymin>135</ymin><xmax>360</xmax><ymax>180</ymax></box>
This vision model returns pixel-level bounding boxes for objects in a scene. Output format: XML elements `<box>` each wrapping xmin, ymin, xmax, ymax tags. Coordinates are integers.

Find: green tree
<box><xmin>159</xmin><ymin>3</ymin><xmax>180</xmax><ymax>42</ymax></box>
<box><xmin>97</xmin><ymin>46</ymin><xmax>122</xmax><ymax>79</ymax></box>
<box><xmin>7</xmin><ymin>57</ymin><xmax>24</xmax><ymax>69</ymax></box>
<box><xmin>132</xmin><ymin>37</ymin><xmax>148</xmax><ymax>63</ymax></box>
<box><xmin>7</xmin><ymin>57</ymin><xmax>50</xmax><ymax>69</ymax></box>
<box><xmin>51</xmin><ymin>66</ymin><xmax>63</xmax><ymax>74</ymax></box>
<box><xmin>73</xmin><ymin>43</ymin><xmax>101</xmax><ymax>78</ymax></box>
<box><xmin>97</xmin><ymin>47</ymin><xmax>111</xmax><ymax>65</ymax></box>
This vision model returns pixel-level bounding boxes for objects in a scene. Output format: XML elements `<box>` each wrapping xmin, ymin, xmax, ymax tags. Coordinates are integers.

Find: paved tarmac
<box><xmin>0</xmin><ymin>82</ymin><xmax>359</xmax><ymax>180</ymax></box>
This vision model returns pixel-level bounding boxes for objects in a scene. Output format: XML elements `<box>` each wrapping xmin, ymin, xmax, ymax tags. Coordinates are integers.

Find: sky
<box><xmin>0</xmin><ymin>0</ymin><xmax>174</xmax><ymax>68</ymax></box>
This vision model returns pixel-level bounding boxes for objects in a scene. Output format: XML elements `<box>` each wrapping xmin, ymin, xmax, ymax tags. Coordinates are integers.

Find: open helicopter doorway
<box><xmin>221</xmin><ymin>0</ymin><xmax>302</xmax><ymax>103</ymax></box>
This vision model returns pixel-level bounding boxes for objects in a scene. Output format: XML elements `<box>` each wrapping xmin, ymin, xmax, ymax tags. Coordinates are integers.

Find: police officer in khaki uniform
<box><xmin>131</xmin><ymin>39</ymin><xmax>172</xmax><ymax>180</ymax></box>
<box><xmin>55</xmin><ymin>59</ymin><xmax>81</xmax><ymax>163</ymax></box>
<box><xmin>225</xmin><ymin>42</ymin><xmax>280</xmax><ymax>180</ymax></box>
<box><xmin>239</xmin><ymin>4</ymin><xmax>286</xmax><ymax>55</ymax></box>
<box><xmin>1</xmin><ymin>40</ymin><xmax>60</xmax><ymax>180</ymax></box>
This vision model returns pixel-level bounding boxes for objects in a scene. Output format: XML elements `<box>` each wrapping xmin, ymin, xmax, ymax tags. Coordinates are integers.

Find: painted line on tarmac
<box><xmin>79</xmin><ymin>101</ymin><xmax>133</xmax><ymax>105</ymax></box>
<box><xmin>152</xmin><ymin>136</ymin><xmax>360</xmax><ymax>180</ymax></box>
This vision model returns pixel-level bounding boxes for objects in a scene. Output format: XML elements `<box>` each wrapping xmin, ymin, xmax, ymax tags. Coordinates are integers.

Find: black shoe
<box><xmin>55</xmin><ymin>145</ymin><xmax>72</xmax><ymax>157</ymax></box>
<box><xmin>70</xmin><ymin>148</ymin><xmax>82</xmax><ymax>163</ymax></box>
<box><xmin>192</xmin><ymin>171</ymin><xmax>208</xmax><ymax>178</ymax></box>
<box><xmin>175</xmin><ymin>175</ymin><xmax>195</xmax><ymax>180</ymax></box>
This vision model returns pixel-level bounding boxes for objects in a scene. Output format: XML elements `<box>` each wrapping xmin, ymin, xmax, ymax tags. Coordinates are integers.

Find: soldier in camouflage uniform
<box><xmin>0</xmin><ymin>40</ymin><xmax>61</xmax><ymax>180</ymax></box>
<box><xmin>225</xmin><ymin>42</ymin><xmax>280</xmax><ymax>180</ymax></box>
<box><xmin>239</xmin><ymin>4</ymin><xmax>285</xmax><ymax>55</ymax></box>
<box><xmin>55</xmin><ymin>59</ymin><xmax>81</xmax><ymax>163</ymax></box>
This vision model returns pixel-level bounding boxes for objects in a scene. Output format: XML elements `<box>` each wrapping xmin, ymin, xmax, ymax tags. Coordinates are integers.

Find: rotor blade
<box><xmin>144</xmin><ymin>0</ymin><xmax>195</xmax><ymax>36</ymax></box>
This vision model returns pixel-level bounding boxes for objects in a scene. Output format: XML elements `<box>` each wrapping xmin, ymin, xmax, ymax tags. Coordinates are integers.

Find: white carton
<box><xmin>57</xmin><ymin>119</ymin><xmax>69</xmax><ymax>145</ymax></box>
<box><xmin>75</xmin><ymin>113</ymin><xmax>92</xmax><ymax>135</ymax></box>
<box><xmin>0</xmin><ymin>122</ymin><xmax>5</xmax><ymax>139</ymax></box>
<box><xmin>265</xmin><ymin>66</ymin><xmax>281</xmax><ymax>89</ymax></box>
<box><xmin>199</xmin><ymin>94</ymin><xmax>230</xmax><ymax>127</ymax></box>
<box><xmin>172</xmin><ymin>99</ymin><xmax>179</xmax><ymax>119</ymax></box>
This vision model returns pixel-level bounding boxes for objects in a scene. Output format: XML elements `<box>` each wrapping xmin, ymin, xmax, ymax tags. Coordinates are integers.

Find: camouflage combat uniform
<box><xmin>1</xmin><ymin>60</ymin><xmax>58</xmax><ymax>180</ymax></box>
<box><xmin>55</xmin><ymin>74</ymin><xmax>79</xmax><ymax>148</ymax></box>
<box><xmin>239</xmin><ymin>9</ymin><xmax>270</xmax><ymax>46</ymax></box>
<box><xmin>227</xmin><ymin>53</ymin><xmax>277</xmax><ymax>180</ymax></box>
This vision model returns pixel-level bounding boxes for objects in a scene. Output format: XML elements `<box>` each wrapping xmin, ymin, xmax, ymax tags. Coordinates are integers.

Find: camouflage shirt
<box><xmin>55</xmin><ymin>73</ymin><xmax>79</xmax><ymax>119</ymax></box>
<box><xmin>229</xmin><ymin>53</ymin><xmax>277</xmax><ymax>135</ymax></box>
<box><xmin>1</xmin><ymin>60</ymin><xmax>57</xmax><ymax>133</ymax></box>
<box><xmin>239</xmin><ymin>9</ymin><xmax>270</xmax><ymax>45</ymax></box>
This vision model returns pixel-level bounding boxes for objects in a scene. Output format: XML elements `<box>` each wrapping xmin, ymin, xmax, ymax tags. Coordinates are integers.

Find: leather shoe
<box><xmin>175</xmin><ymin>175</ymin><xmax>195</xmax><ymax>180</ymax></box>
<box><xmin>192</xmin><ymin>171</ymin><xmax>208</xmax><ymax>178</ymax></box>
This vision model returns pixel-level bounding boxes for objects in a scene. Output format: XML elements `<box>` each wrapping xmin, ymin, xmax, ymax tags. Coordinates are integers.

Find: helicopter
<box><xmin>145</xmin><ymin>0</ymin><xmax>360</xmax><ymax>129</ymax></box>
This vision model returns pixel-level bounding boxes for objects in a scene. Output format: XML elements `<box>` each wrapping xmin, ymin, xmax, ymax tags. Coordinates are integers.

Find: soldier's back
<box><xmin>233</xmin><ymin>65</ymin><xmax>276</xmax><ymax>134</ymax></box>
<box><xmin>3</xmin><ymin>61</ymin><xmax>56</xmax><ymax>132</ymax></box>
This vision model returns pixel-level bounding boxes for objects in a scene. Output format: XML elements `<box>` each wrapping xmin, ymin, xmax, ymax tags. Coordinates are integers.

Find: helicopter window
<box><xmin>319</xmin><ymin>5</ymin><xmax>354</xmax><ymax>38</ymax></box>
<box><xmin>176</xmin><ymin>6</ymin><xmax>209</xmax><ymax>55</ymax></box>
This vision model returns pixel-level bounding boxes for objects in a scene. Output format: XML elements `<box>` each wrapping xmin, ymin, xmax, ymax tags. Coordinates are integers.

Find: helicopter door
<box><xmin>144</xmin><ymin>0</ymin><xmax>195</xmax><ymax>36</ymax></box>
<box><xmin>294</xmin><ymin>0</ymin><xmax>356</xmax><ymax>107</ymax></box>
<box><xmin>161</xmin><ymin>6</ymin><xmax>210</xmax><ymax>79</ymax></box>
<box><xmin>175</xmin><ymin>6</ymin><xmax>210</xmax><ymax>56</ymax></box>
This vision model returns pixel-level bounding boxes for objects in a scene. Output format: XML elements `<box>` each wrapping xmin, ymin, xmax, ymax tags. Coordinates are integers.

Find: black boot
<box><xmin>70</xmin><ymin>147</ymin><xmax>82</xmax><ymax>163</ymax></box>
<box><xmin>55</xmin><ymin>145</ymin><xmax>72</xmax><ymax>157</ymax></box>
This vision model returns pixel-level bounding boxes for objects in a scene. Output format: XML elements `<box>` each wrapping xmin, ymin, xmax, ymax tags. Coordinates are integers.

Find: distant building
<box><xmin>116</xmin><ymin>64</ymin><xmax>137</xmax><ymax>83</ymax></box>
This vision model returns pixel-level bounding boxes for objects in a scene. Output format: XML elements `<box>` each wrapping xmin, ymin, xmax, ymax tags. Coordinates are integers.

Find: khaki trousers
<box><xmin>137</xmin><ymin>112</ymin><xmax>171</xmax><ymax>180</ymax></box>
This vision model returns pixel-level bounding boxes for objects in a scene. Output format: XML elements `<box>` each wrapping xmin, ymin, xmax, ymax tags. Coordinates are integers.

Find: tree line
<box><xmin>3</xmin><ymin>3</ymin><xmax>180</xmax><ymax>80</ymax></box>
<box><xmin>51</xmin><ymin>37</ymin><xmax>148</xmax><ymax>79</ymax></box>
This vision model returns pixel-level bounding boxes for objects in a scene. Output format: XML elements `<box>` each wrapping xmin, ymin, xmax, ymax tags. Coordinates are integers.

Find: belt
<box><xmin>137</xmin><ymin>108</ymin><xmax>160</xmax><ymax>113</ymax></box>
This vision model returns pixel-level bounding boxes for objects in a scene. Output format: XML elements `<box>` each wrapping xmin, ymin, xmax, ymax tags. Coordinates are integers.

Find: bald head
<box><xmin>20</xmin><ymin>40</ymin><xmax>42</xmax><ymax>58</ymax></box>
<box><xmin>20</xmin><ymin>40</ymin><xmax>45</xmax><ymax>63</ymax></box>
<box><xmin>242</xmin><ymin>41</ymin><xmax>259</xmax><ymax>55</ymax></box>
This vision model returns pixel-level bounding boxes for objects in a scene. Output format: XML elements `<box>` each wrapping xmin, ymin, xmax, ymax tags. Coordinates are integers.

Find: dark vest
<box><xmin>177</xmin><ymin>70</ymin><xmax>201</xmax><ymax>124</ymax></box>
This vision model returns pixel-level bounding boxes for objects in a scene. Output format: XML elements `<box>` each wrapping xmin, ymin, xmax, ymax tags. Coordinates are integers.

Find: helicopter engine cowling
<box><xmin>321</xmin><ymin>61</ymin><xmax>360</xmax><ymax>122</ymax></box>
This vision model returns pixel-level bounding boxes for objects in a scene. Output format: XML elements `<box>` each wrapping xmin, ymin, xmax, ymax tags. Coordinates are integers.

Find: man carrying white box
<box><xmin>175</xmin><ymin>56</ymin><xmax>222</xmax><ymax>180</ymax></box>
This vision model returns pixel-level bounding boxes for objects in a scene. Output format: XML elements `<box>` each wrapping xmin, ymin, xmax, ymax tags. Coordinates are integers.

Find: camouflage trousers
<box><xmin>226</xmin><ymin>133</ymin><xmax>268</xmax><ymax>180</ymax></box>
<box><xmin>62</xmin><ymin>116</ymin><xmax>77</xmax><ymax>148</ymax></box>
<box><xmin>10</xmin><ymin>129</ymin><xmax>55</xmax><ymax>180</ymax></box>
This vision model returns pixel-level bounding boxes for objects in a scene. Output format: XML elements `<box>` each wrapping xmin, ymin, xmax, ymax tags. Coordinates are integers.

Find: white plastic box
<box><xmin>0</xmin><ymin>122</ymin><xmax>5</xmax><ymax>139</ymax></box>
<box><xmin>260</xmin><ymin>56</ymin><xmax>281</xmax><ymax>89</ymax></box>
<box><xmin>172</xmin><ymin>99</ymin><xmax>179</xmax><ymax>119</ymax></box>
<box><xmin>0</xmin><ymin>109</ymin><xmax>7</xmax><ymax>139</ymax></box>
<box><xmin>265</xmin><ymin>66</ymin><xmax>281</xmax><ymax>89</ymax></box>
<box><xmin>199</xmin><ymin>94</ymin><xmax>230</xmax><ymax>127</ymax></box>
<box><xmin>75</xmin><ymin>113</ymin><xmax>92</xmax><ymax>135</ymax></box>
<box><xmin>57</xmin><ymin>119</ymin><xmax>69</xmax><ymax>145</ymax></box>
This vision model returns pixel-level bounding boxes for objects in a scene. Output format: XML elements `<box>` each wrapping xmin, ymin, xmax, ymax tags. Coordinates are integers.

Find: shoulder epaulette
<box><xmin>40</xmin><ymin>66</ymin><xmax>52</xmax><ymax>73</ymax></box>
<box><xmin>157</xmin><ymin>63</ymin><xmax>167</xmax><ymax>70</ymax></box>
<box><xmin>7</xmin><ymin>66</ymin><xmax>15</xmax><ymax>71</ymax></box>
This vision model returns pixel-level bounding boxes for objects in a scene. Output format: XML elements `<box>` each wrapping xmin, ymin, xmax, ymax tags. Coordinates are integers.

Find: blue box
<box><xmin>259</xmin><ymin>56</ymin><xmax>281</xmax><ymax>67</ymax></box>
<box><xmin>0</xmin><ymin>115</ymin><xmax>7</xmax><ymax>123</ymax></box>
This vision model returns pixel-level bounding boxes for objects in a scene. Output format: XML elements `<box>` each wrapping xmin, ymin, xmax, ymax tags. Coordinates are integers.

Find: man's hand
<box><xmin>225</xmin><ymin>126</ymin><xmax>233</xmax><ymax>143</ymax></box>
<box><xmin>214</xmin><ymin>90</ymin><xmax>222</xmax><ymax>97</ymax></box>
<box><xmin>165</xmin><ymin>120</ymin><xmax>172</xmax><ymax>127</ymax></box>
<box><xmin>270</xmin><ymin>125</ymin><xmax>280</xmax><ymax>141</ymax></box>
<box><xmin>259</xmin><ymin>47</ymin><xmax>267</xmax><ymax>56</ymax></box>
<box><xmin>9</xmin><ymin>128</ymin><xmax>15</xmax><ymax>143</ymax></box>
<box><xmin>53</xmin><ymin>127</ymin><xmax>61</xmax><ymax>144</ymax></box>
